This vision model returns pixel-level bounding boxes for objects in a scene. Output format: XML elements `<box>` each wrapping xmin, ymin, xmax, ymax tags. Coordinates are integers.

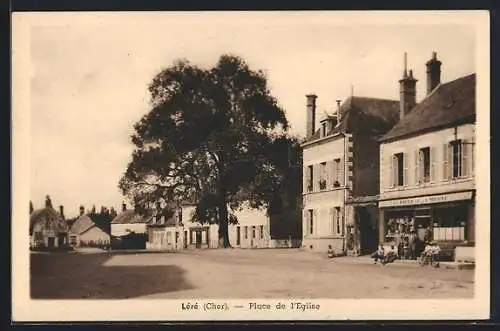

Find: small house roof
<box><xmin>70</xmin><ymin>214</ymin><xmax>111</xmax><ymax>235</ymax></box>
<box><xmin>110</xmin><ymin>210</ymin><xmax>152</xmax><ymax>225</ymax></box>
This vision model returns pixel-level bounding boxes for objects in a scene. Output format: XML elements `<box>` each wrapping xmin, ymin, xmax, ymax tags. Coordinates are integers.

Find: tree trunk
<box><xmin>218</xmin><ymin>197</ymin><xmax>231</xmax><ymax>248</ymax></box>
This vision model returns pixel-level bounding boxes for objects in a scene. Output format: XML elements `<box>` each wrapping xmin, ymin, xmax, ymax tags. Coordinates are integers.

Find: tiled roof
<box><xmin>381</xmin><ymin>73</ymin><xmax>476</xmax><ymax>142</ymax></box>
<box><xmin>70</xmin><ymin>214</ymin><xmax>111</xmax><ymax>235</ymax></box>
<box><xmin>110</xmin><ymin>210</ymin><xmax>152</xmax><ymax>224</ymax></box>
<box><xmin>302</xmin><ymin>96</ymin><xmax>400</xmax><ymax>145</ymax></box>
<box><xmin>70</xmin><ymin>215</ymin><xmax>94</xmax><ymax>234</ymax></box>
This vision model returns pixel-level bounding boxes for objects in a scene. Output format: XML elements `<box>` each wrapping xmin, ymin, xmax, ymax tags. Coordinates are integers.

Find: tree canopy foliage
<box><xmin>119</xmin><ymin>54</ymin><xmax>301</xmax><ymax>247</ymax></box>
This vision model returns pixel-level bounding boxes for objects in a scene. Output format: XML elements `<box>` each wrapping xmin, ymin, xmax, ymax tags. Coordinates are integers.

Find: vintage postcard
<box><xmin>12</xmin><ymin>10</ymin><xmax>490</xmax><ymax>321</ymax></box>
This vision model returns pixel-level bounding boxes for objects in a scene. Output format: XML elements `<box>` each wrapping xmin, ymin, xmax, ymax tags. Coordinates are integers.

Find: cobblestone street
<box><xmin>31</xmin><ymin>249</ymin><xmax>474</xmax><ymax>299</ymax></box>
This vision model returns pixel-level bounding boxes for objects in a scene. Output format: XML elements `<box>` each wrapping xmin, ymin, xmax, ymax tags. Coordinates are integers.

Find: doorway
<box><xmin>184</xmin><ymin>231</ymin><xmax>188</xmax><ymax>248</ymax></box>
<box><xmin>195</xmin><ymin>231</ymin><xmax>202</xmax><ymax>248</ymax></box>
<box><xmin>236</xmin><ymin>226</ymin><xmax>241</xmax><ymax>246</ymax></box>
<box><xmin>47</xmin><ymin>237</ymin><xmax>55</xmax><ymax>248</ymax></box>
<box><xmin>357</xmin><ymin>207</ymin><xmax>378</xmax><ymax>254</ymax></box>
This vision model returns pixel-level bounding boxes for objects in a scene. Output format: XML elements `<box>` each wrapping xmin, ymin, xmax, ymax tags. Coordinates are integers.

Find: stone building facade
<box><xmin>378</xmin><ymin>53</ymin><xmax>476</xmax><ymax>260</ymax></box>
<box><xmin>301</xmin><ymin>92</ymin><xmax>400</xmax><ymax>255</ymax></box>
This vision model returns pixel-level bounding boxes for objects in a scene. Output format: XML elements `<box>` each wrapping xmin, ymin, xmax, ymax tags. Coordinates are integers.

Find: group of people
<box><xmin>371</xmin><ymin>240</ymin><xmax>441</xmax><ymax>266</ymax></box>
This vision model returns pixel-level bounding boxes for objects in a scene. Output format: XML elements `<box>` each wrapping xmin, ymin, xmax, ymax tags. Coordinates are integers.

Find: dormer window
<box><xmin>321</xmin><ymin>122</ymin><xmax>327</xmax><ymax>137</ymax></box>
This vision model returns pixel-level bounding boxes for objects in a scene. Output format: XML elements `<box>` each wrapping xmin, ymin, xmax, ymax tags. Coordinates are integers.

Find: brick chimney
<box><xmin>79</xmin><ymin>205</ymin><xmax>85</xmax><ymax>216</ymax></box>
<box><xmin>426</xmin><ymin>51</ymin><xmax>441</xmax><ymax>95</ymax></box>
<box><xmin>122</xmin><ymin>202</ymin><xmax>127</xmax><ymax>212</ymax></box>
<box><xmin>59</xmin><ymin>205</ymin><xmax>65</xmax><ymax>220</ymax></box>
<box><xmin>306</xmin><ymin>94</ymin><xmax>317</xmax><ymax>138</ymax></box>
<box><xmin>399</xmin><ymin>53</ymin><xmax>417</xmax><ymax>120</ymax></box>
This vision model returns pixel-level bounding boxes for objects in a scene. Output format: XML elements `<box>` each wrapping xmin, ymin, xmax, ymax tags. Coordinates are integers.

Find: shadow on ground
<box><xmin>30</xmin><ymin>252</ymin><xmax>194</xmax><ymax>299</ymax></box>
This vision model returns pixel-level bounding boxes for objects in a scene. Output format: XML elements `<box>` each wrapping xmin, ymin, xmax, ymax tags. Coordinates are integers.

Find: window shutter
<box><xmin>389</xmin><ymin>155</ymin><xmax>394</xmax><ymax>188</ymax></box>
<box><xmin>326</xmin><ymin>161</ymin><xmax>333</xmax><ymax>189</ymax></box>
<box><xmin>414</xmin><ymin>150</ymin><xmax>420</xmax><ymax>185</ymax></box>
<box><xmin>330</xmin><ymin>208</ymin><xmax>334</xmax><ymax>234</ymax></box>
<box><xmin>443</xmin><ymin>143</ymin><xmax>450</xmax><ymax>181</ymax></box>
<box><xmin>313</xmin><ymin>210</ymin><xmax>317</xmax><ymax>234</ymax></box>
<box><xmin>403</xmin><ymin>153</ymin><xmax>409</xmax><ymax>186</ymax></box>
<box><xmin>303</xmin><ymin>210</ymin><xmax>309</xmax><ymax>234</ymax></box>
<box><xmin>471</xmin><ymin>135</ymin><xmax>475</xmax><ymax>176</ymax></box>
<box><xmin>461</xmin><ymin>140</ymin><xmax>469</xmax><ymax>177</ymax></box>
<box><xmin>340</xmin><ymin>207</ymin><xmax>345</xmax><ymax>235</ymax></box>
<box><xmin>303</xmin><ymin>167</ymin><xmax>308</xmax><ymax>193</ymax></box>
<box><xmin>430</xmin><ymin>147</ymin><xmax>436</xmax><ymax>182</ymax></box>
<box><xmin>339</xmin><ymin>157</ymin><xmax>345</xmax><ymax>186</ymax></box>
<box><xmin>312</xmin><ymin>164</ymin><xmax>319</xmax><ymax>191</ymax></box>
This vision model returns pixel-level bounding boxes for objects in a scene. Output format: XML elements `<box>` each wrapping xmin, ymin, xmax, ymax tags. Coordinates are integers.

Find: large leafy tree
<box><xmin>119</xmin><ymin>54</ymin><xmax>298</xmax><ymax>247</ymax></box>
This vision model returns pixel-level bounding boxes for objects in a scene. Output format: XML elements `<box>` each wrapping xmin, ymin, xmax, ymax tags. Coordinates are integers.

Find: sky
<box><xmin>25</xmin><ymin>12</ymin><xmax>477</xmax><ymax>217</ymax></box>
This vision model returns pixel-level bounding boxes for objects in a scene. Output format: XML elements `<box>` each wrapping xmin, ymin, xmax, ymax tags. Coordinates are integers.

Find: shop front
<box><xmin>378</xmin><ymin>190</ymin><xmax>475</xmax><ymax>259</ymax></box>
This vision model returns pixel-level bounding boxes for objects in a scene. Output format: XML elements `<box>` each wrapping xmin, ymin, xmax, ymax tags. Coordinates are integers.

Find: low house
<box><xmin>147</xmin><ymin>201</ymin><xmax>271</xmax><ymax>250</ymax></box>
<box><xmin>30</xmin><ymin>199</ymin><xmax>69</xmax><ymax>249</ymax></box>
<box><xmin>110</xmin><ymin>204</ymin><xmax>152</xmax><ymax>250</ymax></box>
<box><xmin>69</xmin><ymin>207</ymin><xmax>111</xmax><ymax>248</ymax></box>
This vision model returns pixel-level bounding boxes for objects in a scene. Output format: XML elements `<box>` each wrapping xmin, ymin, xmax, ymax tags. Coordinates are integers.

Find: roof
<box><xmin>29</xmin><ymin>207</ymin><xmax>67</xmax><ymax>234</ymax></box>
<box><xmin>70</xmin><ymin>214</ymin><xmax>111</xmax><ymax>235</ymax></box>
<box><xmin>381</xmin><ymin>73</ymin><xmax>476</xmax><ymax>142</ymax></box>
<box><xmin>111</xmin><ymin>210</ymin><xmax>152</xmax><ymax>225</ymax></box>
<box><xmin>302</xmin><ymin>96</ymin><xmax>400</xmax><ymax>145</ymax></box>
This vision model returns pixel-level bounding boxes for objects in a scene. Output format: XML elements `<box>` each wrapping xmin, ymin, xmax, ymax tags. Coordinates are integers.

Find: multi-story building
<box><xmin>301</xmin><ymin>92</ymin><xmax>400</xmax><ymax>255</ymax></box>
<box><xmin>378</xmin><ymin>53</ymin><xmax>475</xmax><ymax>260</ymax></box>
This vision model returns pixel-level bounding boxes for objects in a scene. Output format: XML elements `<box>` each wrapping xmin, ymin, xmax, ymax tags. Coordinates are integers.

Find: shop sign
<box><xmin>379</xmin><ymin>191</ymin><xmax>473</xmax><ymax>208</ymax></box>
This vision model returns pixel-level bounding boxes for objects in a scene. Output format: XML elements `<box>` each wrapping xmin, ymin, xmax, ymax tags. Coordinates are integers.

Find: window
<box><xmin>307</xmin><ymin>165</ymin><xmax>313</xmax><ymax>192</ymax></box>
<box><xmin>252</xmin><ymin>226</ymin><xmax>256</xmax><ymax>238</ymax></box>
<box><xmin>178</xmin><ymin>210</ymin><xmax>183</xmax><ymax>225</ymax></box>
<box><xmin>70</xmin><ymin>235</ymin><xmax>77</xmax><ymax>245</ymax></box>
<box><xmin>166</xmin><ymin>232</ymin><xmax>171</xmax><ymax>244</ymax></box>
<box><xmin>391</xmin><ymin>153</ymin><xmax>406</xmax><ymax>187</ymax></box>
<box><xmin>319</xmin><ymin>162</ymin><xmax>327</xmax><ymax>190</ymax></box>
<box><xmin>333</xmin><ymin>158</ymin><xmax>341</xmax><ymax>186</ymax></box>
<box><xmin>335</xmin><ymin>207</ymin><xmax>341</xmax><ymax>234</ymax></box>
<box><xmin>175</xmin><ymin>232</ymin><xmax>179</xmax><ymax>244</ymax></box>
<box><xmin>417</xmin><ymin>147</ymin><xmax>431</xmax><ymax>183</ymax></box>
<box><xmin>308</xmin><ymin>209</ymin><xmax>314</xmax><ymax>234</ymax></box>
<box><xmin>444</xmin><ymin>140</ymin><xmax>468</xmax><ymax>180</ymax></box>
<box><xmin>244</xmin><ymin>226</ymin><xmax>248</xmax><ymax>239</ymax></box>
<box><xmin>260</xmin><ymin>225</ymin><xmax>264</xmax><ymax>239</ymax></box>
<box><xmin>451</xmin><ymin>140</ymin><xmax>462</xmax><ymax>178</ymax></box>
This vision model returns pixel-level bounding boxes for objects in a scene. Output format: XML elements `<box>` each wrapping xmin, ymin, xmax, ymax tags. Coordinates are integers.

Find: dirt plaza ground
<box><xmin>30</xmin><ymin>248</ymin><xmax>474</xmax><ymax>299</ymax></box>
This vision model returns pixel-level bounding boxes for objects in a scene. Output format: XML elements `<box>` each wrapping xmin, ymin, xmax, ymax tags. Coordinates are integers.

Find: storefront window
<box><xmin>432</xmin><ymin>204</ymin><xmax>467</xmax><ymax>241</ymax></box>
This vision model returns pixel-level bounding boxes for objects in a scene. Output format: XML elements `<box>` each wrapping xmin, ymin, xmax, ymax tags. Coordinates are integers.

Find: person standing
<box><xmin>408</xmin><ymin>230</ymin><xmax>417</xmax><ymax>260</ymax></box>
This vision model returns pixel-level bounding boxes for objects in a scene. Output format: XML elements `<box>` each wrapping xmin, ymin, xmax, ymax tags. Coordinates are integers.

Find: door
<box><xmin>195</xmin><ymin>231</ymin><xmax>202</xmax><ymax>248</ymax></box>
<box><xmin>47</xmin><ymin>237</ymin><xmax>55</xmax><ymax>248</ymax></box>
<box><xmin>236</xmin><ymin>226</ymin><xmax>241</xmax><ymax>246</ymax></box>
<box><xmin>184</xmin><ymin>231</ymin><xmax>188</xmax><ymax>248</ymax></box>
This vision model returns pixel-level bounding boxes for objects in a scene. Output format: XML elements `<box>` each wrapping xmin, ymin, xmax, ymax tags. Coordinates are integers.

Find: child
<box><xmin>371</xmin><ymin>243</ymin><xmax>385</xmax><ymax>264</ymax></box>
<box><xmin>327</xmin><ymin>245</ymin><xmax>334</xmax><ymax>259</ymax></box>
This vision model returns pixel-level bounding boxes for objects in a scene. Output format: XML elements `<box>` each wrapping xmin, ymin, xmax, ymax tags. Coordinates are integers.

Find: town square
<box><xmin>13</xmin><ymin>11</ymin><xmax>489</xmax><ymax>321</ymax></box>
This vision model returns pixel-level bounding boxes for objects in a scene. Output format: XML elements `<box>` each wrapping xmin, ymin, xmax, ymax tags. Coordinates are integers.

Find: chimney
<box><xmin>426</xmin><ymin>51</ymin><xmax>441</xmax><ymax>95</ymax></box>
<box><xmin>336</xmin><ymin>99</ymin><xmax>342</xmax><ymax>124</ymax></box>
<box><xmin>79</xmin><ymin>205</ymin><xmax>85</xmax><ymax>216</ymax></box>
<box><xmin>399</xmin><ymin>53</ymin><xmax>417</xmax><ymax>120</ymax></box>
<box><xmin>59</xmin><ymin>205</ymin><xmax>65</xmax><ymax>220</ymax></box>
<box><xmin>122</xmin><ymin>202</ymin><xmax>127</xmax><ymax>212</ymax></box>
<box><xmin>306</xmin><ymin>94</ymin><xmax>317</xmax><ymax>138</ymax></box>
